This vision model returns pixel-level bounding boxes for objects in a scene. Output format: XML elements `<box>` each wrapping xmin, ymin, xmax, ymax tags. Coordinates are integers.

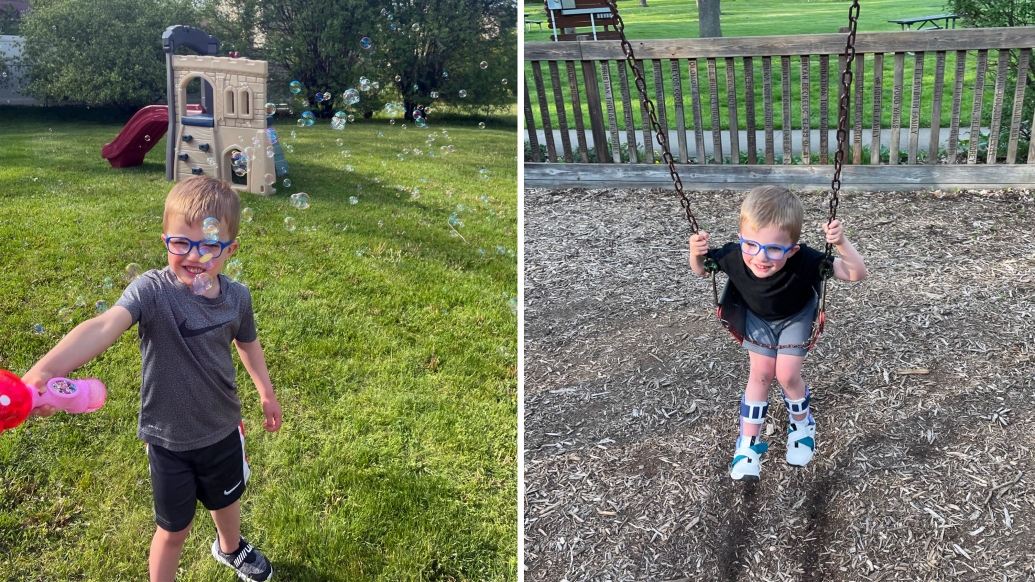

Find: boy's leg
<box><xmin>150</xmin><ymin>522</ymin><xmax>192</xmax><ymax>582</ymax></box>
<box><xmin>776</xmin><ymin>353</ymin><xmax>816</xmax><ymax>466</ymax></box>
<box><xmin>211</xmin><ymin>500</ymin><xmax>242</xmax><ymax>554</ymax></box>
<box><xmin>741</xmin><ymin>350</ymin><xmax>777</xmax><ymax>437</ymax></box>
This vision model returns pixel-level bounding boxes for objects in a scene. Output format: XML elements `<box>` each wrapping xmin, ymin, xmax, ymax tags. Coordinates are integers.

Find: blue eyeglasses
<box><xmin>164</xmin><ymin>236</ymin><xmax>235</xmax><ymax>259</ymax></box>
<box><xmin>739</xmin><ymin>237</ymin><xmax>796</xmax><ymax>261</ymax></box>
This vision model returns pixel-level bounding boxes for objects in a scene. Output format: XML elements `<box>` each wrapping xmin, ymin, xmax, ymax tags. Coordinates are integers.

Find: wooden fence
<box><xmin>524</xmin><ymin>27</ymin><xmax>1035</xmax><ymax>190</ymax></box>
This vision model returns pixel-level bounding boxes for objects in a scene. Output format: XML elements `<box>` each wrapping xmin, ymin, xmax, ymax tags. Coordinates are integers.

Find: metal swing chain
<box><xmin>604</xmin><ymin>0</ymin><xmax>702</xmax><ymax>236</ymax></box>
<box><xmin>825</xmin><ymin>0</ymin><xmax>861</xmax><ymax>273</ymax></box>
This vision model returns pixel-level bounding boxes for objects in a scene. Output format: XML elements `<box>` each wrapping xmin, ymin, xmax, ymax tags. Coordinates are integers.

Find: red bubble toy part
<box><xmin>0</xmin><ymin>369</ymin><xmax>107</xmax><ymax>434</ymax></box>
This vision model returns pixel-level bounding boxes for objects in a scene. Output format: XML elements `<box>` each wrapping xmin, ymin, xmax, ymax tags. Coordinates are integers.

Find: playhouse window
<box><xmin>238</xmin><ymin>88</ymin><xmax>252</xmax><ymax>118</ymax></box>
<box><xmin>224</xmin><ymin>86</ymin><xmax>236</xmax><ymax>118</ymax></box>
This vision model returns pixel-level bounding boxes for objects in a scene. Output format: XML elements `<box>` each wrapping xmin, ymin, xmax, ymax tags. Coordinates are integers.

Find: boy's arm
<box><xmin>23</xmin><ymin>306</ymin><xmax>134</xmax><ymax>414</ymax></box>
<box><xmin>688</xmin><ymin>232</ymin><xmax>712</xmax><ymax>277</ymax></box>
<box><xmin>823</xmin><ymin>220</ymin><xmax>867</xmax><ymax>282</ymax></box>
<box><xmin>233</xmin><ymin>338</ymin><xmax>282</xmax><ymax>432</ymax></box>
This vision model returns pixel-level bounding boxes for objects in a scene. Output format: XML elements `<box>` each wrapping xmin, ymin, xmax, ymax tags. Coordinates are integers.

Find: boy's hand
<box><xmin>689</xmin><ymin>231</ymin><xmax>710</xmax><ymax>256</ymax></box>
<box><xmin>823</xmin><ymin>220</ymin><xmax>846</xmax><ymax>246</ymax></box>
<box><xmin>261</xmin><ymin>398</ymin><xmax>282</xmax><ymax>432</ymax></box>
<box><xmin>21</xmin><ymin>373</ymin><xmax>56</xmax><ymax>417</ymax></box>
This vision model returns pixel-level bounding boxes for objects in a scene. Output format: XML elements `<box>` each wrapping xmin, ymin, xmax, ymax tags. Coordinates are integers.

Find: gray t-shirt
<box><xmin>115</xmin><ymin>267</ymin><xmax>257</xmax><ymax>452</ymax></box>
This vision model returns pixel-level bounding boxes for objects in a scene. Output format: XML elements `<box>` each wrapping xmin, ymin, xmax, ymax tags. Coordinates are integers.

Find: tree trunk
<box><xmin>697</xmin><ymin>0</ymin><xmax>722</xmax><ymax>38</ymax></box>
<box><xmin>639</xmin><ymin>0</ymin><xmax>648</xmax><ymax>7</ymax></box>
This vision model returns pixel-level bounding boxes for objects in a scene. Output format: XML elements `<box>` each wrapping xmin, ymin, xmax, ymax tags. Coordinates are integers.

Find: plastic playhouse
<box><xmin>102</xmin><ymin>26</ymin><xmax>287</xmax><ymax>196</ymax></box>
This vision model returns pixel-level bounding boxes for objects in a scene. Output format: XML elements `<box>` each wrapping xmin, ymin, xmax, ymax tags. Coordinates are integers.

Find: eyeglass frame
<box><xmin>162</xmin><ymin>235</ymin><xmax>236</xmax><ymax>259</ymax></box>
<box><xmin>738</xmin><ymin>236</ymin><xmax>797</xmax><ymax>261</ymax></box>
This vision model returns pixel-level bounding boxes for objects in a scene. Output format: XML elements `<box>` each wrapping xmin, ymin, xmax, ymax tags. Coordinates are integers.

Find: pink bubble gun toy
<box><xmin>0</xmin><ymin>369</ymin><xmax>107</xmax><ymax>434</ymax></box>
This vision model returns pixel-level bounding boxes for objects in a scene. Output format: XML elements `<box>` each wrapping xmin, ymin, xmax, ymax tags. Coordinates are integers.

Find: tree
<box><xmin>18</xmin><ymin>0</ymin><xmax>200</xmax><ymax>109</ymax></box>
<box><xmin>203</xmin><ymin>0</ymin><xmax>516</xmax><ymax>120</ymax></box>
<box><xmin>697</xmin><ymin>0</ymin><xmax>721</xmax><ymax>38</ymax></box>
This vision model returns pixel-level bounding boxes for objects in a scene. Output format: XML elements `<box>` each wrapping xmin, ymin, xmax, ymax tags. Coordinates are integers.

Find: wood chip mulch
<box><xmin>523</xmin><ymin>186</ymin><xmax>1035</xmax><ymax>581</ymax></box>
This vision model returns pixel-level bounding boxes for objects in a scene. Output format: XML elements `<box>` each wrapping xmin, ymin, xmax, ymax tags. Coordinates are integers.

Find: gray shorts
<box><xmin>743</xmin><ymin>293</ymin><xmax>819</xmax><ymax>358</ymax></box>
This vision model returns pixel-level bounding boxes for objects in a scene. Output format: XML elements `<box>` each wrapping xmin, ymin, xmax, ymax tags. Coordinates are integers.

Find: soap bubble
<box><xmin>346</xmin><ymin>164</ymin><xmax>354</xmax><ymax>172</ymax></box>
<box><xmin>243</xmin><ymin>146</ymin><xmax>256</xmax><ymax>161</ymax></box>
<box><xmin>349</xmin><ymin>196</ymin><xmax>359</xmax><ymax>205</ymax></box>
<box><xmin>265</xmin><ymin>102</ymin><xmax>276</xmax><ymax>115</ymax></box>
<box><xmin>360</xmin><ymin>37</ymin><xmax>372</xmax><ymax>49</ymax></box>
<box><xmin>264</xmin><ymin>173</ymin><xmax>275</xmax><ymax>185</ymax></box>
<box><xmin>394</xmin><ymin>75</ymin><xmax>402</xmax><ymax>82</ymax></box>
<box><xmin>347</xmin><ymin>114</ymin><xmax>355</xmax><ymax>122</ymax></box>
<box><xmin>331</xmin><ymin>113</ymin><xmax>346</xmax><ymax>130</ymax></box>
<box><xmin>359</xmin><ymin>77</ymin><xmax>371</xmax><ymax>91</ymax></box>
<box><xmin>390</xmin><ymin>119</ymin><xmax>395</xmax><ymax>125</ymax></box>
<box><xmin>290</xmin><ymin>130</ymin><xmax>297</xmax><ymax>139</ymax></box>
<box><xmin>102</xmin><ymin>276</ymin><xmax>114</xmax><ymax>290</ymax></box>
<box><xmin>413</xmin><ymin>109</ymin><xmax>423</xmax><ymax>119</ymax></box>
<box><xmin>31</xmin><ymin>323</ymin><xmax>45</xmax><ymax>334</ymax></box>
<box><xmin>202</xmin><ymin>217</ymin><xmax>220</xmax><ymax>239</ymax></box>
<box><xmin>302</xmin><ymin>111</ymin><xmax>315</xmax><ymax>126</ymax></box>
<box><xmin>95</xmin><ymin>300</ymin><xmax>109</xmax><ymax>314</ymax></box>
<box><xmin>390</xmin><ymin>23</ymin><xmax>397</xmax><ymax>31</ymax></box>
<box><xmin>323</xmin><ymin>91</ymin><xmax>331</xmax><ymax>102</ymax></box>
<box><xmin>336</xmin><ymin>138</ymin><xmax>344</xmax><ymax>146</ymax></box>
<box><xmin>377</xmin><ymin>131</ymin><xmax>384</xmax><ymax>137</ymax></box>
<box><xmin>285</xmin><ymin>144</ymin><xmax>294</xmax><ymax>153</ymax></box>
<box><xmin>458</xmin><ymin>90</ymin><xmax>468</xmax><ymax>98</ymax></box>
<box><xmin>241</xmin><ymin>207</ymin><xmax>254</xmax><ymax>222</ymax></box>
<box><xmin>266</xmin><ymin>146</ymin><xmax>275</xmax><ymax>158</ymax></box>
<box><xmin>283</xmin><ymin>178</ymin><xmax>291</xmax><ymax>187</ymax></box>
<box><xmin>442</xmin><ymin>71</ymin><xmax>449</xmax><ymax>78</ymax></box>
<box><xmin>224</xmin><ymin>259</ymin><xmax>243</xmax><ymax>281</ymax></box>
<box><xmin>290</xmin><ymin>80</ymin><xmax>302</xmax><ymax>94</ymax></box>
<box><xmin>480</xmin><ymin>61</ymin><xmax>488</xmax><ymax>69</ymax></box>
<box><xmin>416</xmin><ymin>118</ymin><xmax>426</xmax><ymax>128</ymax></box>
<box><xmin>144</xmin><ymin>135</ymin><xmax>151</xmax><ymax>142</ymax></box>
<box><xmin>58</xmin><ymin>308</ymin><xmax>73</xmax><ymax>324</ymax></box>
<box><xmin>502</xmin><ymin>78</ymin><xmax>508</xmax><ymax>84</ymax></box>
<box><xmin>199</xmin><ymin>252</ymin><xmax>213</xmax><ymax>264</ymax></box>
<box><xmin>430</xmin><ymin>91</ymin><xmax>439</xmax><ymax>98</ymax></box>
<box><xmin>315</xmin><ymin>92</ymin><xmax>325</xmax><ymax>103</ymax></box>
<box><xmin>290</xmin><ymin>192</ymin><xmax>311</xmax><ymax>209</ymax></box>
<box><xmin>497</xmin><ymin>245</ymin><xmax>506</xmax><ymax>255</ymax></box>
<box><xmin>341</xmin><ymin>150</ymin><xmax>351</xmax><ymax>157</ymax></box>
<box><xmin>412</xmin><ymin>23</ymin><xmax>420</xmax><ymax>31</ymax></box>
<box><xmin>343</xmin><ymin>88</ymin><xmax>360</xmax><ymax>105</ymax></box>
<box><xmin>448</xmin><ymin>213</ymin><xmax>463</xmax><ymax>227</ymax></box>
<box><xmin>284</xmin><ymin>217</ymin><xmax>297</xmax><ymax>231</ymax></box>
<box><xmin>266</xmin><ymin>127</ymin><xmax>278</xmax><ymax>143</ymax></box>
<box><xmin>126</xmin><ymin>262</ymin><xmax>142</xmax><ymax>281</ymax></box>
<box><xmin>192</xmin><ymin>273</ymin><xmax>212</xmax><ymax>295</ymax></box>
<box><xmin>479</xmin><ymin>122</ymin><xmax>485</xmax><ymax>129</ymax></box>
<box><xmin>74</xmin><ymin>295</ymin><xmax>86</xmax><ymax>308</ymax></box>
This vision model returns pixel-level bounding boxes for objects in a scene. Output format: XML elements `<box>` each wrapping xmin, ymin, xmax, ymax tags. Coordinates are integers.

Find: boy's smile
<box><xmin>163</xmin><ymin>216</ymin><xmax>238</xmax><ymax>296</ymax></box>
<box><xmin>739</xmin><ymin>224</ymin><xmax>799</xmax><ymax>279</ymax></box>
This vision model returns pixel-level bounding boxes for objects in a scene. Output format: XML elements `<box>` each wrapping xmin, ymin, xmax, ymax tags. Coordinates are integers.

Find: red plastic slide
<box><xmin>102</xmin><ymin>104</ymin><xmax>201</xmax><ymax>168</ymax></box>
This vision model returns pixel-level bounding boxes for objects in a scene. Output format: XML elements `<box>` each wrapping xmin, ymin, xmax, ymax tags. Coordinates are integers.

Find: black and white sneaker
<box><xmin>211</xmin><ymin>536</ymin><xmax>274</xmax><ymax>581</ymax></box>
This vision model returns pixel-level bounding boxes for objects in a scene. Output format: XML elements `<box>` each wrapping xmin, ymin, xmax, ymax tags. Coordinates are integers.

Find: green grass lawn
<box><xmin>524</xmin><ymin>0</ymin><xmax>948</xmax><ymax>41</ymax></box>
<box><xmin>524</xmin><ymin>0</ymin><xmax>1021</xmax><ymax>156</ymax></box>
<box><xmin>0</xmin><ymin>106</ymin><xmax>518</xmax><ymax>581</ymax></box>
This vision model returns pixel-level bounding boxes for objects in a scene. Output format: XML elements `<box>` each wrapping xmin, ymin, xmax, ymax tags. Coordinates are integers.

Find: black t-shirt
<box><xmin>708</xmin><ymin>242</ymin><xmax>827</xmax><ymax>320</ymax></box>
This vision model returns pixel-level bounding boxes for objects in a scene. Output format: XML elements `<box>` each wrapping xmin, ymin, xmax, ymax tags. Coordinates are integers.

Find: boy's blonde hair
<box><xmin>740</xmin><ymin>185</ymin><xmax>804</xmax><ymax>243</ymax></box>
<box><xmin>163</xmin><ymin>176</ymin><xmax>242</xmax><ymax>240</ymax></box>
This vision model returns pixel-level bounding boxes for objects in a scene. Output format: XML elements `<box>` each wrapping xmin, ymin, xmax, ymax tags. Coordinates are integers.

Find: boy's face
<box><xmin>738</xmin><ymin>222</ymin><xmax>799</xmax><ymax>279</ymax></box>
<box><xmin>162</xmin><ymin>215</ymin><xmax>239</xmax><ymax>289</ymax></box>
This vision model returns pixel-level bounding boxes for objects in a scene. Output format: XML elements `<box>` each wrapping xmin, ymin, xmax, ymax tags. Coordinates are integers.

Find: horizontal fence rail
<box><xmin>524</xmin><ymin>27</ymin><xmax>1035</xmax><ymax>190</ymax></box>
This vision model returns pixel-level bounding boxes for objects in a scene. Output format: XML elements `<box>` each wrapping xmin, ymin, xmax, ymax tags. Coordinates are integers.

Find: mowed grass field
<box><xmin>524</xmin><ymin>0</ymin><xmax>1012</xmax><ymax>142</ymax></box>
<box><xmin>0</xmin><ymin>107</ymin><xmax>518</xmax><ymax>581</ymax></box>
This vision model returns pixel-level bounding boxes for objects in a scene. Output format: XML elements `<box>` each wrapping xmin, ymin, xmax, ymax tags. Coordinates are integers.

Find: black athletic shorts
<box><xmin>146</xmin><ymin>424</ymin><xmax>250</xmax><ymax>532</ymax></box>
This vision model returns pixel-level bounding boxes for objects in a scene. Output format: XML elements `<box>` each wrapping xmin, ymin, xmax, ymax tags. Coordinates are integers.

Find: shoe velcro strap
<box><xmin>234</xmin><ymin>545</ymin><xmax>252</xmax><ymax>568</ymax></box>
<box><xmin>740</xmin><ymin>399</ymin><xmax>768</xmax><ymax>424</ymax></box>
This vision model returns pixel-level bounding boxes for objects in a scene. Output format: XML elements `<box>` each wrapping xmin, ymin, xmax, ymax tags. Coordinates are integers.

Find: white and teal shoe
<box><xmin>786</xmin><ymin>418</ymin><xmax>816</xmax><ymax>467</ymax></box>
<box><xmin>730</xmin><ymin>436</ymin><xmax>768</xmax><ymax>482</ymax></box>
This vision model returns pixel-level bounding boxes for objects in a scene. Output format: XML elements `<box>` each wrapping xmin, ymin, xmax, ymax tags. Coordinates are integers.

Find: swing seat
<box><xmin>715</xmin><ymin>278</ymin><xmax>826</xmax><ymax>352</ymax></box>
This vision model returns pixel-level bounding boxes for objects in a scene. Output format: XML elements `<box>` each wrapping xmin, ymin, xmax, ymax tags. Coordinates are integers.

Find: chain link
<box><xmin>827</xmin><ymin>0</ymin><xmax>861</xmax><ymax>263</ymax></box>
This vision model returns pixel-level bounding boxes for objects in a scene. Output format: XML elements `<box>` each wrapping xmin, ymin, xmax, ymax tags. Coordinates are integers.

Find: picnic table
<box><xmin>525</xmin><ymin>18</ymin><xmax>543</xmax><ymax>32</ymax></box>
<box><xmin>888</xmin><ymin>13</ymin><xmax>959</xmax><ymax>31</ymax></box>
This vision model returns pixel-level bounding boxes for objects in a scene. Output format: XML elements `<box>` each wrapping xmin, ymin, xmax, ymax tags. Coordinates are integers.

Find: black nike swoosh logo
<box><xmin>178</xmin><ymin>319</ymin><xmax>230</xmax><ymax>338</ymax></box>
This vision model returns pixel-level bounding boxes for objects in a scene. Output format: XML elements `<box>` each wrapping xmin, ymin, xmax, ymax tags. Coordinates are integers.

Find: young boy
<box><xmin>23</xmin><ymin>176</ymin><xmax>282</xmax><ymax>581</ymax></box>
<box><xmin>689</xmin><ymin>186</ymin><xmax>866</xmax><ymax>482</ymax></box>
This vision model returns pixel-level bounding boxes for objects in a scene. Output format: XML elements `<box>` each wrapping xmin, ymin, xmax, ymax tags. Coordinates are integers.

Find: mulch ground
<box><xmin>523</xmin><ymin>186</ymin><xmax>1035</xmax><ymax>581</ymax></box>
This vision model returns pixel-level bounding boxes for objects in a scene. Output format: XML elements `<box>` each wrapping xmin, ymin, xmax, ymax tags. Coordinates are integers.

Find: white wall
<box><xmin>0</xmin><ymin>35</ymin><xmax>44</xmax><ymax>105</ymax></box>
